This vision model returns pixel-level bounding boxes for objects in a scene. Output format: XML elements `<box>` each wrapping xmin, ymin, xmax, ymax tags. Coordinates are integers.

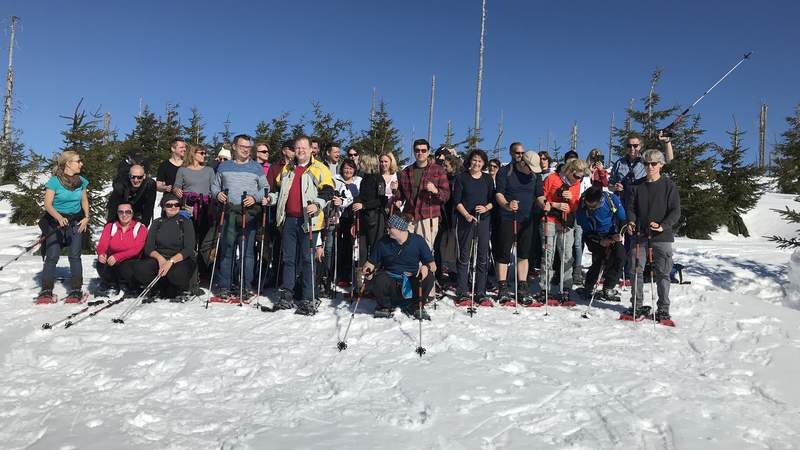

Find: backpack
<box><xmin>110</xmin><ymin>222</ymin><xmax>143</xmax><ymax>239</ymax></box>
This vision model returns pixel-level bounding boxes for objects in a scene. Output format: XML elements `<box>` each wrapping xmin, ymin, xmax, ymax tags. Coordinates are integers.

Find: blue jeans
<box><xmin>573</xmin><ymin>224</ymin><xmax>584</xmax><ymax>275</ymax></box>
<box><xmin>281</xmin><ymin>216</ymin><xmax>318</xmax><ymax>304</ymax></box>
<box><xmin>42</xmin><ymin>222</ymin><xmax>83</xmax><ymax>290</ymax></box>
<box><xmin>216</xmin><ymin>212</ymin><xmax>256</xmax><ymax>292</ymax></box>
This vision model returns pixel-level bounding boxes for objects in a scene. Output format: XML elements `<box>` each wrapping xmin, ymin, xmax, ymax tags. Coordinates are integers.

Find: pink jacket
<box><xmin>96</xmin><ymin>220</ymin><xmax>148</xmax><ymax>262</ymax></box>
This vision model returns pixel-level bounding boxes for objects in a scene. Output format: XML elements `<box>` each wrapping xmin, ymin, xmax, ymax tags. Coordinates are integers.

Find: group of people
<box><xmin>36</xmin><ymin>130</ymin><xmax>680</xmax><ymax>322</ymax></box>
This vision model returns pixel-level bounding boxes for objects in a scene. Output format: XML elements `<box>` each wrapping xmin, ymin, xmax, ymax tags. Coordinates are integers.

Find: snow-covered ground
<box><xmin>1</xmin><ymin>190</ymin><xmax>799</xmax><ymax>449</ymax></box>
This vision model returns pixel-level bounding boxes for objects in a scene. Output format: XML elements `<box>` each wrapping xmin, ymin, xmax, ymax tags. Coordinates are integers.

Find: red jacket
<box><xmin>542</xmin><ymin>172</ymin><xmax>581</xmax><ymax>224</ymax></box>
<box><xmin>397</xmin><ymin>162</ymin><xmax>450</xmax><ymax>220</ymax></box>
<box><xmin>96</xmin><ymin>220</ymin><xmax>148</xmax><ymax>262</ymax></box>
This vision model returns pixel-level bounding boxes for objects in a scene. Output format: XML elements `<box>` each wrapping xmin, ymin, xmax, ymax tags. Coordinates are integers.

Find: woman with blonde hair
<box><xmin>379</xmin><ymin>152</ymin><xmax>399</xmax><ymax>204</ymax></box>
<box><xmin>174</xmin><ymin>144</ymin><xmax>215</xmax><ymax>280</ymax></box>
<box><xmin>352</xmin><ymin>154</ymin><xmax>387</xmax><ymax>263</ymax></box>
<box><xmin>36</xmin><ymin>150</ymin><xmax>90</xmax><ymax>303</ymax></box>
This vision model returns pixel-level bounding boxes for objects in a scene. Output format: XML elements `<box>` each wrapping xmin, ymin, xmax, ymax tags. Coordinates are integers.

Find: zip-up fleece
<box><xmin>96</xmin><ymin>220</ymin><xmax>148</xmax><ymax>262</ymax></box>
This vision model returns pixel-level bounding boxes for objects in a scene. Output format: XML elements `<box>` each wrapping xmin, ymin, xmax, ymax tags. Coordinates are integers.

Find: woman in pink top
<box><xmin>95</xmin><ymin>202</ymin><xmax>148</xmax><ymax>296</ymax></box>
<box><xmin>379</xmin><ymin>152</ymin><xmax>399</xmax><ymax>213</ymax></box>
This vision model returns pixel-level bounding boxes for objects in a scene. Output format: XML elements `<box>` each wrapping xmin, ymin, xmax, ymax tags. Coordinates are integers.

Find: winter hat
<box><xmin>160</xmin><ymin>193</ymin><xmax>179</xmax><ymax>207</ymax></box>
<box><xmin>564</xmin><ymin>150</ymin><xmax>579</xmax><ymax>162</ymax></box>
<box><xmin>217</xmin><ymin>147</ymin><xmax>232</xmax><ymax>160</ymax></box>
<box><xmin>522</xmin><ymin>151</ymin><xmax>542</xmax><ymax>174</ymax></box>
<box><xmin>387</xmin><ymin>214</ymin><xmax>410</xmax><ymax>231</ymax></box>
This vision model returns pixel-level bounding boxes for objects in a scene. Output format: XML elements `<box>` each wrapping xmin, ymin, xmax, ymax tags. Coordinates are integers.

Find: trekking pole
<box><xmin>0</xmin><ymin>225</ymin><xmax>63</xmax><ymax>271</ymax></box>
<box><xmin>254</xmin><ymin>188</ymin><xmax>268</xmax><ymax>308</ymax></box>
<box><xmin>648</xmin><ymin>235</ymin><xmax>657</xmax><ymax>330</ymax></box>
<box><xmin>512</xmin><ymin>212</ymin><xmax>520</xmax><ymax>315</ymax></box>
<box><xmin>351</xmin><ymin>215</ymin><xmax>360</xmax><ymax>300</ymax></box>
<box><xmin>206</xmin><ymin>189</ymin><xmax>228</xmax><ymax>309</ymax></box>
<box><xmin>238</xmin><ymin>192</ymin><xmax>248</xmax><ymax>306</ymax></box>
<box><xmin>42</xmin><ymin>299</ymin><xmax>105</xmax><ymax>329</ymax></box>
<box><xmin>633</xmin><ymin>241</ymin><xmax>640</xmax><ymax>321</ymax></box>
<box><xmin>337</xmin><ymin>269</ymin><xmax>370</xmax><ymax>351</ymax></box>
<box><xmin>543</xmin><ymin>220</ymin><xmax>550</xmax><ymax>317</ymax></box>
<box><xmin>467</xmin><ymin>214</ymin><xmax>480</xmax><ymax>317</ymax></box>
<box><xmin>112</xmin><ymin>274</ymin><xmax>162</xmax><ymax>324</ymax></box>
<box><xmin>65</xmin><ymin>298</ymin><xmax>125</xmax><ymax>329</ymax></box>
<box><xmin>306</xmin><ymin>201</ymin><xmax>316</xmax><ymax>310</ymax></box>
<box><xmin>415</xmin><ymin>276</ymin><xmax>427</xmax><ymax>357</ymax></box>
<box><xmin>559</xmin><ymin>211</ymin><xmax>567</xmax><ymax>304</ymax></box>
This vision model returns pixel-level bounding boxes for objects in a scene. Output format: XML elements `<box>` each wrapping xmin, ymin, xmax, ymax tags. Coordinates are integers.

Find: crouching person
<box><xmin>95</xmin><ymin>202</ymin><xmax>147</xmax><ymax>296</ymax></box>
<box><xmin>132</xmin><ymin>194</ymin><xmax>196</xmax><ymax>301</ymax></box>
<box><xmin>362</xmin><ymin>214</ymin><xmax>436</xmax><ymax>320</ymax></box>
<box><xmin>575</xmin><ymin>187</ymin><xmax>626</xmax><ymax>302</ymax></box>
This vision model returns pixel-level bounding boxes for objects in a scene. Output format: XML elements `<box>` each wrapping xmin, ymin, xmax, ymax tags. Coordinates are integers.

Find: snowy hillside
<box><xmin>1</xmin><ymin>190</ymin><xmax>799</xmax><ymax>449</ymax></box>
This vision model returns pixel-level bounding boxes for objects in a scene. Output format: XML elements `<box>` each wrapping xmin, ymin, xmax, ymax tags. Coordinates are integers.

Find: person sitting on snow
<box><xmin>362</xmin><ymin>214</ymin><xmax>436</xmax><ymax>320</ymax></box>
<box><xmin>96</xmin><ymin>202</ymin><xmax>148</xmax><ymax>296</ymax></box>
<box><xmin>575</xmin><ymin>186</ymin><xmax>627</xmax><ymax>302</ymax></box>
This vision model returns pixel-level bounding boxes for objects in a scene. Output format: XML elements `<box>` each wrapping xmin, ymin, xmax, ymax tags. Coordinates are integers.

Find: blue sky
<box><xmin>2</xmin><ymin>0</ymin><xmax>798</xmax><ymax>163</ymax></box>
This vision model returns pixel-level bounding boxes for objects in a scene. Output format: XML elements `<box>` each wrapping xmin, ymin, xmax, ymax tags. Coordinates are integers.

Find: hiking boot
<box><xmin>373</xmin><ymin>306</ymin><xmax>394</xmax><ymax>318</ymax></box>
<box><xmin>64</xmin><ymin>290</ymin><xmax>86</xmax><ymax>304</ymax></box>
<box><xmin>573</xmin><ymin>270</ymin><xmax>585</xmax><ymax>285</ymax></box>
<box><xmin>478</xmin><ymin>296</ymin><xmax>494</xmax><ymax>307</ymax></box>
<box><xmin>622</xmin><ymin>305</ymin><xmax>651</xmax><ymax>317</ymax></box>
<box><xmin>294</xmin><ymin>302</ymin><xmax>317</xmax><ymax>316</ymax></box>
<box><xmin>405</xmin><ymin>304</ymin><xmax>431</xmax><ymax>321</ymax></box>
<box><xmin>599</xmin><ymin>288</ymin><xmax>621</xmax><ymax>302</ymax></box>
<box><xmin>655</xmin><ymin>310</ymin><xmax>671</xmax><ymax>321</ymax></box>
<box><xmin>271</xmin><ymin>289</ymin><xmax>295</xmax><ymax>310</ymax></box>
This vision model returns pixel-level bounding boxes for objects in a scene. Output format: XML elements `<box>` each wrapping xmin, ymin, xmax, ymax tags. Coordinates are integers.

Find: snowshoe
<box><xmin>404</xmin><ymin>305</ymin><xmax>431</xmax><ymax>321</ymax></box>
<box><xmin>650</xmin><ymin>310</ymin><xmax>676</xmax><ymax>327</ymax></box>
<box><xmin>619</xmin><ymin>305</ymin><xmax>651</xmax><ymax>322</ymax></box>
<box><xmin>34</xmin><ymin>290</ymin><xmax>58</xmax><ymax>305</ymax></box>
<box><xmin>209</xmin><ymin>289</ymin><xmax>232</xmax><ymax>303</ymax></box>
<box><xmin>454</xmin><ymin>295</ymin><xmax>472</xmax><ymax>307</ymax></box>
<box><xmin>498</xmin><ymin>295</ymin><xmax>517</xmax><ymax>307</ymax></box>
<box><xmin>519</xmin><ymin>293</ymin><xmax>543</xmax><ymax>308</ymax></box>
<box><xmin>64</xmin><ymin>290</ymin><xmax>88</xmax><ymax>304</ymax></box>
<box><xmin>478</xmin><ymin>296</ymin><xmax>494</xmax><ymax>307</ymax></box>
<box><xmin>373</xmin><ymin>307</ymin><xmax>394</xmax><ymax>318</ymax></box>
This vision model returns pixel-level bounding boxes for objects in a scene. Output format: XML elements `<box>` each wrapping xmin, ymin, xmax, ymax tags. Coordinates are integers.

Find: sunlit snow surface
<box><xmin>1</xmin><ymin>188</ymin><xmax>799</xmax><ymax>449</ymax></box>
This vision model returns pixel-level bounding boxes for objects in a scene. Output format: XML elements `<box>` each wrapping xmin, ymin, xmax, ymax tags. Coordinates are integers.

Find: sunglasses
<box><xmin>347</xmin><ymin>153</ymin><xmax>358</xmax><ymax>157</ymax></box>
<box><xmin>414</xmin><ymin>148</ymin><xmax>428</xmax><ymax>154</ymax></box>
<box><xmin>71</xmin><ymin>159</ymin><xmax>83</xmax><ymax>164</ymax></box>
<box><xmin>573</xmin><ymin>172</ymin><xmax>585</xmax><ymax>179</ymax></box>
<box><xmin>129</xmin><ymin>175</ymin><xmax>144</xmax><ymax>180</ymax></box>
<box><xmin>163</xmin><ymin>202</ymin><xmax>180</xmax><ymax>208</ymax></box>
<box><xmin>196</xmin><ymin>151</ymin><xmax>207</xmax><ymax>156</ymax></box>
<box><xmin>644</xmin><ymin>161</ymin><xmax>660</xmax><ymax>167</ymax></box>
<box><xmin>117</xmin><ymin>209</ymin><xmax>133</xmax><ymax>215</ymax></box>
<box><xmin>257</xmin><ymin>150</ymin><xmax>268</xmax><ymax>154</ymax></box>
<box><xmin>513</xmin><ymin>151</ymin><xmax>524</xmax><ymax>156</ymax></box>
<box><xmin>627</xmin><ymin>144</ymin><xmax>641</xmax><ymax>149</ymax></box>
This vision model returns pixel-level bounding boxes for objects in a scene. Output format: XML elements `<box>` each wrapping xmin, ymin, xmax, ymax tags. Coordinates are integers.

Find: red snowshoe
<box><xmin>64</xmin><ymin>291</ymin><xmax>89</xmax><ymax>304</ymax></box>
<box><xmin>33</xmin><ymin>290</ymin><xmax>58</xmax><ymax>305</ymax></box>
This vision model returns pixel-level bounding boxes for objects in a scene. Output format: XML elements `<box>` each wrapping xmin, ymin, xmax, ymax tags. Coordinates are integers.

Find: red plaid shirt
<box><xmin>397</xmin><ymin>162</ymin><xmax>450</xmax><ymax>220</ymax></box>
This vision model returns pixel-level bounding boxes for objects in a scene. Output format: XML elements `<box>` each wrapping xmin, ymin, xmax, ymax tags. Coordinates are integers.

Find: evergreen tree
<box><xmin>0</xmin><ymin>149</ymin><xmax>50</xmax><ymax>225</ymax></box>
<box><xmin>767</xmin><ymin>197</ymin><xmax>800</xmax><ymax>249</ymax></box>
<box><xmin>254</xmin><ymin>112</ymin><xmax>291</xmax><ymax>163</ymax></box>
<box><xmin>350</xmin><ymin>100</ymin><xmax>403</xmax><ymax>164</ymax></box>
<box><xmin>615</xmin><ymin>70</ymin><xmax>724</xmax><ymax>238</ymax></box>
<box><xmin>183</xmin><ymin>107</ymin><xmax>207</xmax><ymax>145</ymax></box>
<box><xmin>127</xmin><ymin>105</ymin><xmax>161</xmax><ymax>171</ymax></box>
<box><xmin>713</xmin><ymin>121</ymin><xmax>766</xmax><ymax>237</ymax></box>
<box><xmin>309</xmin><ymin>102</ymin><xmax>351</xmax><ymax>155</ymax></box>
<box><xmin>0</xmin><ymin>130</ymin><xmax>28</xmax><ymax>185</ymax></box>
<box><xmin>60</xmin><ymin>99</ymin><xmax>117</xmax><ymax>251</ymax></box>
<box><xmin>772</xmin><ymin>104</ymin><xmax>800</xmax><ymax>194</ymax></box>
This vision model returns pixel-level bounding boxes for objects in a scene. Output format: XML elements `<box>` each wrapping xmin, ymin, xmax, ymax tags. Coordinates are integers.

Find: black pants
<box><xmin>370</xmin><ymin>271</ymin><xmax>434</xmax><ymax>309</ymax></box>
<box><xmin>132</xmin><ymin>258</ymin><xmax>196</xmax><ymax>298</ymax></box>
<box><xmin>96</xmin><ymin>259</ymin><xmax>138</xmax><ymax>287</ymax></box>
<box><xmin>584</xmin><ymin>238</ymin><xmax>625</xmax><ymax>291</ymax></box>
<box><xmin>336</xmin><ymin>216</ymin><xmax>355</xmax><ymax>283</ymax></box>
<box><xmin>455</xmin><ymin>215</ymin><xmax>490</xmax><ymax>296</ymax></box>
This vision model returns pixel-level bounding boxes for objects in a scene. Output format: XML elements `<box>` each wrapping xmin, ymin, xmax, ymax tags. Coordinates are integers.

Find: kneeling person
<box><xmin>362</xmin><ymin>215</ymin><xmax>436</xmax><ymax>320</ymax></box>
<box><xmin>575</xmin><ymin>187</ymin><xmax>626</xmax><ymax>302</ymax></box>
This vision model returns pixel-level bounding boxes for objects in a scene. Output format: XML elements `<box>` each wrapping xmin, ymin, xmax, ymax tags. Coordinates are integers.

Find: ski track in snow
<box><xmin>1</xmin><ymin>194</ymin><xmax>800</xmax><ymax>449</ymax></box>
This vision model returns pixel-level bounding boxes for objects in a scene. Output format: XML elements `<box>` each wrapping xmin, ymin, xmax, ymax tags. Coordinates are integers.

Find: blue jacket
<box><xmin>576</xmin><ymin>191</ymin><xmax>627</xmax><ymax>237</ymax></box>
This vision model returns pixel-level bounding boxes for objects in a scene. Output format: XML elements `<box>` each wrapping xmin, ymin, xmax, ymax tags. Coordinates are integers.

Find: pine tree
<box><xmin>254</xmin><ymin>112</ymin><xmax>292</xmax><ymax>163</ymax></box>
<box><xmin>127</xmin><ymin>105</ymin><xmax>160</xmax><ymax>171</ymax></box>
<box><xmin>183</xmin><ymin>107</ymin><xmax>206</xmax><ymax>145</ymax></box>
<box><xmin>350</xmin><ymin>100</ymin><xmax>403</xmax><ymax>164</ymax></box>
<box><xmin>713</xmin><ymin>120</ymin><xmax>766</xmax><ymax>237</ymax></box>
<box><xmin>767</xmin><ymin>197</ymin><xmax>800</xmax><ymax>249</ymax></box>
<box><xmin>309</xmin><ymin>102</ymin><xmax>352</xmax><ymax>154</ymax></box>
<box><xmin>0</xmin><ymin>149</ymin><xmax>49</xmax><ymax>225</ymax></box>
<box><xmin>772</xmin><ymin>104</ymin><xmax>800</xmax><ymax>194</ymax></box>
<box><xmin>615</xmin><ymin>70</ymin><xmax>724</xmax><ymax>238</ymax></box>
<box><xmin>0</xmin><ymin>130</ymin><xmax>28</xmax><ymax>185</ymax></box>
<box><xmin>60</xmin><ymin>99</ymin><xmax>118</xmax><ymax>251</ymax></box>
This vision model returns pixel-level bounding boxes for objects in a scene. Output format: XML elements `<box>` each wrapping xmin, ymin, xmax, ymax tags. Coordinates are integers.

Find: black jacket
<box><xmin>144</xmin><ymin>214</ymin><xmax>196</xmax><ymax>260</ymax></box>
<box><xmin>107</xmin><ymin>177</ymin><xmax>157</xmax><ymax>226</ymax></box>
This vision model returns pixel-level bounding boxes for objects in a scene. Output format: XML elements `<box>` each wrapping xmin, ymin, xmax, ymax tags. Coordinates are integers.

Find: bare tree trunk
<box><xmin>570</xmin><ymin>121</ymin><xmax>578</xmax><ymax>154</ymax></box>
<box><xmin>103</xmin><ymin>112</ymin><xmax>112</xmax><ymax>144</ymax></box>
<box><xmin>492</xmin><ymin>109</ymin><xmax>504</xmax><ymax>160</ymax></box>
<box><xmin>427</xmin><ymin>75</ymin><xmax>435</xmax><ymax>143</ymax></box>
<box><xmin>759</xmin><ymin>103</ymin><xmax>767</xmax><ymax>169</ymax></box>
<box><xmin>1</xmin><ymin>16</ymin><xmax>19</xmax><ymax>181</ymax></box>
<box><xmin>624</xmin><ymin>98</ymin><xmax>633</xmax><ymax>133</ymax></box>
<box><xmin>608</xmin><ymin>112</ymin><xmax>615</xmax><ymax>162</ymax></box>
<box><xmin>473</xmin><ymin>0</ymin><xmax>487</xmax><ymax>148</ymax></box>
